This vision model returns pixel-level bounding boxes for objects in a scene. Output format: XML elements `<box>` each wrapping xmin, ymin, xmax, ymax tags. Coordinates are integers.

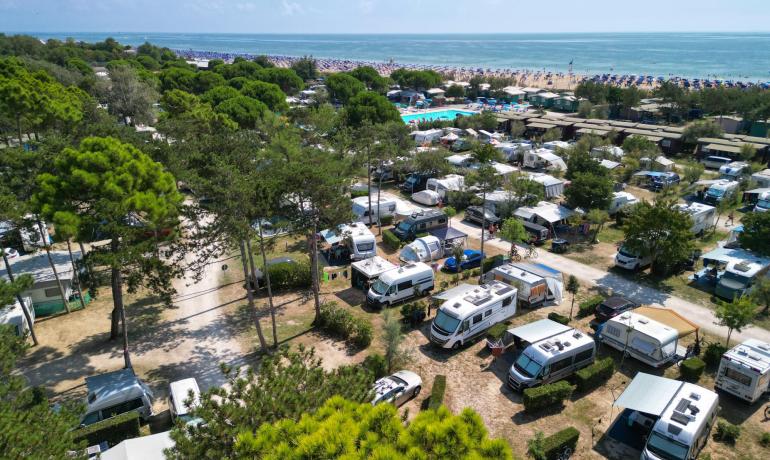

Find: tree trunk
<box><xmin>66</xmin><ymin>239</ymin><xmax>87</xmax><ymax>310</ymax></box>
<box><xmin>479</xmin><ymin>189</ymin><xmax>487</xmax><ymax>283</ymax></box>
<box><xmin>726</xmin><ymin>328</ymin><xmax>732</xmax><ymax>347</ymax></box>
<box><xmin>78</xmin><ymin>240</ymin><xmax>93</xmax><ymax>281</ymax></box>
<box><xmin>245</xmin><ymin>239</ymin><xmax>269</xmax><ymax>350</ymax></box>
<box><xmin>367</xmin><ymin>147</ymin><xmax>373</xmax><ymax>227</ymax></box>
<box><xmin>239</xmin><ymin>240</ymin><xmax>267</xmax><ymax>352</ymax></box>
<box><xmin>257</xmin><ymin>225</ymin><xmax>278</xmax><ymax>348</ymax></box>
<box><xmin>376</xmin><ymin>161</ymin><xmax>384</xmax><ymax>236</ymax></box>
<box><xmin>310</xmin><ymin>222</ymin><xmax>321</xmax><ymax>321</ymax></box>
<box><xmin>38</xmin><ymin>220</ymin><xmax>71</xmax><ymax>314</ymax></box>
<box><xmin>569</xmin><ymin>294</ymin><xmax>576</xmax><ymax>321</ymax></box>
<box><xmin>108</xmin><ymin>239</ymin><xmax>131</xmax><ymax>368</ymax></box>
<box><xmin>2</xmin><ymin>252</ymin><xmax>38</xmax><ymax>346</ymax></box>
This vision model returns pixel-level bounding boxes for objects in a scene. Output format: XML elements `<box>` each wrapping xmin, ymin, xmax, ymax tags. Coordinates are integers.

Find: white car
<box><xmin>371</xmin><ymin>370</ymin><xmax>422</xmax><ymax>407</ymax></box>
<box><xmin>3</xmin><ymin>247</ymin><xmax>19</xmax><ymax>259</ymax></box>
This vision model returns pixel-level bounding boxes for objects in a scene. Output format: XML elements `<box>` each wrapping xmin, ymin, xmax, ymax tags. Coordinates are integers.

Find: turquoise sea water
<box><xmin>401</xmin><ymin>109</ymin><xmax>478</xmax><ymax>124</ymax></box>
<box><xmin>28</xmin><ymin>32</ymin><xmax>770</xmax><ymax>81</ymax></box>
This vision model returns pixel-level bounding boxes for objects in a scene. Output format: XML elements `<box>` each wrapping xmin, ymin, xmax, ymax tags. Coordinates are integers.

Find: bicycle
<box><xmin>526</xmin><ymin>245</ymin><xmax>539</xmax><ymax>259</ymax></box>
<box><xmin>509</xmin><ymin>246</ymin><xmax>523</xmax><ymax>263</ymax></box>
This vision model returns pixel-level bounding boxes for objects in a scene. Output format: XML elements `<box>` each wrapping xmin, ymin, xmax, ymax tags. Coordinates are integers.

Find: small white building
<box><xmin>527</xmin><ymin>173</ymin><xmax>566</xmax><ymax>198</ymax></box>
<box><xmin>523</xmin><ymin>149</ymin><xmax>567</xmax><ymax>171</ymax></box>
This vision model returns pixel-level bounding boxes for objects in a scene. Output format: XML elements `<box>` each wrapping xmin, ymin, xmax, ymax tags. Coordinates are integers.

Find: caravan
<box><xmin>425</xmin><ymin>175</ymin><xmax>465</xmax><ymax>200</ymax></box>
<box><xmin>608</xmin><ymin>191</ymin><xmax>639</xmax><ymax>215</ymax></box>
<box><xmin>715</xmin><ymin>339</ymin><xmax>770</xmax><ymax>403</ymax></box>
<box><xmin>366</xmin><ymin>262</ymin><xmax>434</xmax><ymax>308</ymax></box>
<box><xmin>506</xmin><ymin>319</ymin><xmax>596</xmax><ymax>390</ymax></box>
<box><xmin>598</xmin><ymin>311</ymin><xmax>679</xmax><ymax>368</ymax></box>
<box><xmin>0</xmin><ymin>296</ymin><xmax>34</xmax><ymax>336</ymax></box>
<box><xmin>351</xmin><ymin>196</ymin><xmax>398</xmax><ymax>223</ymax></box>
<box><xmin>674</xmin><ymin>202</ymin><xmax>716</xmax><ymax>236</ymax></box>
<box><xmin>338</xmin><ymin>222</ymin><xmax>376</xmax><ymax>261</ymax></box>
<box><xmin>430</xmin><ymin>281</ymin><xmax>517</xmax><ymax>349</ymax></box>
<box><xmin>485</xmin><ymin>262</ymin><xmax>563</xmax><ymax>308</ymax></box>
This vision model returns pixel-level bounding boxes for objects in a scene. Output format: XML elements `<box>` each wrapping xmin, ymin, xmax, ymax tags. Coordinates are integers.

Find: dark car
<box><xmin>464</xmin><ymin>206</ymin><xmax>501</xmax><ymax>226</ymax></box>
<box><xmin>443</xmin><ymin>249</ymin><xmax>484</xmax><ymax>272</ymax></box>
<box><xmin>650</xmin><ymin>172</ymin><xmax>680</xmax><ymax>191</ymax></box>
<box><xmin>594</xmin><ymin>296</ymin><xmax>639</xmax><ymax>322</ymax></box>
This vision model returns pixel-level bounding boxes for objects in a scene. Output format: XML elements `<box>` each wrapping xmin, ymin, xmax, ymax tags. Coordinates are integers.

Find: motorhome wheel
<box><xmin>413</xmin><ymin>386</ymin><xmax>421</xmax><ymax>397</ymax></box>
<box><xmin>452</xmin><ymin>341</ymin><xmax>462</xmax><ymax>350</ymax></box>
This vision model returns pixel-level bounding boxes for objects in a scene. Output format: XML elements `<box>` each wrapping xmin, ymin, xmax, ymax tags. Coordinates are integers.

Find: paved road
<box><xmin>451</xmin><ymin>217</ymin><xmax>770</xmax><ymax>343</ymax></box>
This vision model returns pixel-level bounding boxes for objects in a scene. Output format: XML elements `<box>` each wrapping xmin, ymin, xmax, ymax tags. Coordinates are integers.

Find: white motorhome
<box><xmin>0</xmin><ymin>296</ymin><xmax>34</xmax><ymax>336</ymax></box>
<box><xmin>351</xmin><ymin>196</ymin><xmax>398</xmax><ymax>223</ymax></box>
<box><xmin>608</xmin><ymin>191</ymin><xmax>639</xmax><ymax>215</ymax></box>
<box><xmin>674</xmin><ymin>202</ymin><xmax>716</xmax><ymax>236</ymax></box>
<box><xmin>429</xmin><ymin>281</ymin><xmax>517</xmax><ymax>349</ymax></box>
<box><xmin>599</xmin><ymin>311</ymin><xmax>680</xmax><ymax>368</ymax></box>
<box><xmin>426</xmin><ymin>175</ymin><xmax>465</xmax><ymax>199</ymax></box>
<box><xmin>753</xmin><ymin>190</ymin><xmax>770</xmax><ymax>212</ymax></box>
<box><xmin>338</xmin><ymin>222</ymin><xmax>376</xmax><ymax>261</ymax></box>
<box><xmin>715</xmin><ymin>339</ymin><xmax>770</xmax><ymax>403</ymax></box>
<box><xmin>485</xmin><ymin>262</ymin><xmax>564</xmax><ymax>307</ymax></box>
<box><xmin>399</xmin><ymin>236</ymin><xmax>443</xmax><ymax>263</ymax></box>
<box><xmin>614</xmin><ymin>373</ymin><xmax>718</xmax><ymax>460</ymax></box>
<box><xmin>506</xmin><ymin>319</ymin><xmax>596</xmax><ymax>390</ymax></box>
<box><xmin>714</xmin><ymin>258</ymin><xmax>770</xmax><ymax>301</ymax></box>
<box><xmin>366</xmin><ymin>262</ymin><xmax>434</xmax><ymax>308</ymax></box>
<box><xmin>615</xmin><ymin>244</ymin><xmax>653</xmax><ymax>271</ymax></box>
<box><xmin>81</xmin><ymin>369</ymin><xmax>155</xmax><ymax>426</ymax></box>
<box><xmin>704</xmin><ymin>180</ymin><xmax>739</xmax><ymax>205</ymax></box>
<box><xmin>719</xmin><ymin>161</ymin><xmax>750</xmax><ymax>180</ymax></box>
<box><xmin>751</xmin><ymin>168</ymin><xmax>770</xmax><ymax>188</ymax></box>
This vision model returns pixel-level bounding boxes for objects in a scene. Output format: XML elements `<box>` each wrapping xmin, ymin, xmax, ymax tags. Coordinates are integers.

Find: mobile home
<box><xmin>505</xmin><ymin>319</ymin><xmax>596</xmax><ymax>390</ymax></box>
<box><xmin>715</xmin><ymin>339</ymin><xmax>770</xmax><ymax>403</ymax></box>
<box><xmin>366</xmin><ymin>262</ymin><xmax>434</xmax><ymax>308</ymax></box>
<box><xmin>429</xmin><ymin>281</ymin><xmax>517</xmax><ymax>349</ymax></box>
<box><xmin>351</xmin><ymin>196</ymin><xmax>398</xmax><ymax>223</ymax></box>
<box><xmin>674</xmin><ymin>202</ymin><xmax>716</xmax><ymax>236</ymax></box>
<box><xmin>485</xmin><ymin>262</ymin><xmax>564</xmax><ymax>307</ymax></box>
<box><xmin>425</xmin><ymin>174</ymin><xmax>465</xmax><ymax>199</ymax></box>
<box><xmin>598</xmin><ymin>311</ymin><xmax>680</xmax><ymax>367</ymax></box>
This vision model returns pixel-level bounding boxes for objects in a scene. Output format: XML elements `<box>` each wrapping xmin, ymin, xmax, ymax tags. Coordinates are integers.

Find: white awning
<box><xmin>613</xmin><ymin>373</ymin><xmax>683</xmax><ymax>416</ymax></box>
<box><xmin>506</xmin><ymin>319</ymin><xmax>570</xmax><ymax>344</ymax></box>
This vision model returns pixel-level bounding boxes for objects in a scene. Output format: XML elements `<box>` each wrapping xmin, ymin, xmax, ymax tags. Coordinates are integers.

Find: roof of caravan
<box><xmin>723</xmin><ymin>339</ymin><xmax>770</xmax><ymax>373</ymax></box>
<box><xmin>438</xmin><ymin>281</ymin><xmax>517</xmax><ymax>318</ymax></box>
<box><xmin>506</xmin><ymin>319</ymin><xmax>571</xmax><ymax>344</ymax></box>
<box><xmin>351</xmin><ymin>256</ymin><xmax>398</xmax><ymax>278</ymax></box>
<box><xmin>634</xmin><ymin>306</ymin><xmax>698</xmax><ymax>338</ymax></box>
<box><xmin>0</xmin><ymin>251</ymin><xmax>80</xmax><ymax>283</ymax></box>
<box><xmin>607</xmin><ymin>311</ymin><xmax>679</xmax><ymax>343</ymax></box>
<box><xmin>433</xmin><ymin>283</ymin><xmax>479</xmax><ymax>301</ymax></box>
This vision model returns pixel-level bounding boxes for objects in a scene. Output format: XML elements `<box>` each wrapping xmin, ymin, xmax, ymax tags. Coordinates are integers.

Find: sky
<box><xmin>0</xmin><ymin>0</ymin><xmax>769</xmax><ymax>34</ymax></box>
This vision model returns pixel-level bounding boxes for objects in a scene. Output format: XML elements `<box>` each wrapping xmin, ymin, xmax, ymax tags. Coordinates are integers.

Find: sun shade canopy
<box><xmin>634</xmin><ymin>306</ymin><xmax>698</xmax><ymax>338</ymax></box>
<box><xmin>506</xmin><ymin>319</ymin><xmax>571</xmax><ymax>344</ymax></box>
<box><xmin>613</xmin><ymin>373</ymin><xmax>683</xmax><ymax>416</ymax></box>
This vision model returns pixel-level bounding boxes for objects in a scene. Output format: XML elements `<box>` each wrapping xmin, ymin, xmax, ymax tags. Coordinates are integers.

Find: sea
<box><xmin>27</xmin><ymin>32</ymin><xmax>770</xmax><ymax>81</ymax></box>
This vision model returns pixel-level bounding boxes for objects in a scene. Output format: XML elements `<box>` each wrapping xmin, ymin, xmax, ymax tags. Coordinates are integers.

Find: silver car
<box><xmin>371</xmin><ymin>370</ymin><xmax>422</xmax><ymax>407</ymax></box>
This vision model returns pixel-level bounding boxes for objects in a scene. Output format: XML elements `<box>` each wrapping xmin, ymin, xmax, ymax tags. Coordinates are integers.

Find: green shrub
<box><xmin>400</xmin><ymin>302</ymin><xmax>425</xmax><ymax>320</ymax></box>
<box><xmin>523</xmin><ymin>381</ymin><xmax>574</xmax><ymax>412</ymax></box>
<box><xmin>487</xmin><ymin>322</ymin><xmax>508</xmax><ymax>340</ymax></box>
<box><xmin>267</xmin><ymin>260</ymin><xmax>312</xmax><ymax>290</ymax></box>
<box><xmin>542</xmin><ymin>427</ymin><xmax>580</xmax><ymax>460</ymax></box>
<box><xmin>527</xmin><ymin>431</ymin><xmax>546</xmax><ymax>460</ymax></box>
<box><xmin>382</xmin><ymin>229</ymin><xmax>401</xmax><ymax>250</ymax></box>
<box><xmin>427</xmin><ymin>375</ymin><xmax>446</xmax><ymax>410</ymax></box>
<box><xmin>482</xmin><ymin>254</ymin><xmax>504</xmax><ymax>273</ymax></box>
<box><xmin>714</xmin><ymin>419</ymin><xmax>741</xmax><ymax>444</ymax></box>
<box><xmin>703</xmin><ymin>342</ymin><xmax>728</xmax><ymax>368</ymax></box>
<box><xmin>379</xmin><ymin>215</ymin><xmax>394</xmax><ymax>226</ymax></box>
<box><xmin>577</xmin><ymin>295</ymin><xmax>604</xmax><ymax>318</ymax></box>
<box><xmin>575</xmin><ymin>357</ymin><xmax>615</xmax><ymax>392</ymax></box>
<box><xmin>351</xmin><ymin>189</ymin><xmax>369</xmax><ymax>198</ymax></box>
<box><xmin>680</xmin><ymin>357</ymin><xmax>706</xmax><ymax>382</ymax></box>
<box><xmin>547</xmin><ymin>312</ymin><xmax>569</xmax><ymax>325</ymax></box>
<box><xmin>760</xmin><ymin>432</ymin><xmax>770</xmax><ymax>447</ymax></box>
<box><xmin>317</xmin><ymin>302</ymin><xmax>372</xmax><ymax>348</ymax></box>
<box><xmin>470</xmin><ymin>268</ymin><xmax>480</xmax><ymax>277</ymax></box>
<box><xmin>363</xmin><ymin>353</ymin><xmax>387</xmax><ymax>379</ymax></box>
<box><xmin>416</xmin><ymin>232</ymin><xmax>429</xmax><ymax>239</ymax></box>
<box><xmin>461</xmin><ymin>270</ymin><xmax>471</xmax><ymax>280</ymax></box>
<box><xmin>73</xmin><ymin>411</ymin><xmax>140</xmax><ymax>448</ymax></box>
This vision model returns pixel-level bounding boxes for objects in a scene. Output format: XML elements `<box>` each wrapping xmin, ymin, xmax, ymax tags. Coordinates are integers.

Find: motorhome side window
<box><xmin>439</xmin><ymin>218</ymin><xmax>447</xmax><ymax>224</ymax></box>
<box><xmin>388</xmin><ymin>204</ymin><xmax>396</xmax><ymax>212</ymax></box>
<box><xmin>462</xmin><ymin>320</ymin><xmax>470</xmax><ymax>332</ymax></box>
<box><xmin>397</xmin><ymin>281</ymin><xmax>412</xmax><ymax>291</ymax></box>
<box><xmin>725</xmin><ymin>367</ymin><xmax>752</xmax><ymax>386</ymax></box>
<box><xmin>605</xmin><ymin>324</ymin><xmax>621</xmax><ymax>337</ymax></box>
<box><xmin>44</xmin><ymin>287</ymin><xmax>60</xmax><ymax>298</ymax></box>
<box><xmin>502</xmin><ymin>296</ymin><xmax>513</xmax><ymax>307</ymax></box>
<box><xmin>575</xmin><ymin>348</ymin><xmax>593</xmax><ymax>363</ymax></box>
<box><xmin>550</xmin><ymin>357</ymin><xmax>572</xmax><ymax>373</ymax></box>
<box><xmin>484</xmin><ymin>309</ymin><xmax>492</xmax><ymax>317</ymax></box>
<box><xmin>472</xmin><ymin>313</ymin><xmax>483</xmax><ymax>325</ymax></box>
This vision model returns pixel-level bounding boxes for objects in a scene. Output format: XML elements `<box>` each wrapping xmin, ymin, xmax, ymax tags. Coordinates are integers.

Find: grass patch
<box><xmin>596</xmin><ymin>223</ymin><xmax>624</xmax><ymax>244</ymax></box>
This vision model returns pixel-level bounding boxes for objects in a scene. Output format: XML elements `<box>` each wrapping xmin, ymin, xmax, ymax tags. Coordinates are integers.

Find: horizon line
<box><xmin>8</xmin><ymin>30</ymin><xmax>770</xmax><ymax>36</ymax></box>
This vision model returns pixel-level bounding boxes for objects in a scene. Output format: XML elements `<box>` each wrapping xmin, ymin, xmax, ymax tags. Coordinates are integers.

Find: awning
<box><xmin>634</xmin><ymin>306</ymin><xmax>698</xmax><ymax>338</ymax></box>
<box><xmin>428</xmin><ymin>226</ymin><xmax>468</xmax><ymax>241</ymax></box>
<box><xmin>433</xmin><ymin>283</ymin><xmax>479</xmax><ymax>301</ymax></box>
<box><xmin>319</xmin><ymin>228</ymin><xmax>342</xmax><ymax>245</ymax></box>
<box><xmin>613</xmin><ymin>373</ymin><xmax>683</xmax><ymax>416</ymax></box>
<box><xmin>705</xmin><ymin>143</ymin><xmax>742</xmax><ymax>154</ymax></box>
<box><xmin>506</xmin><ymin>319</ymin><xmax>571</xmax><ymax>344</ymax></box>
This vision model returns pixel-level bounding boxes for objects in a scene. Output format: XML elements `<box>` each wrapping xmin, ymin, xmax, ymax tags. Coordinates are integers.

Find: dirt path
<box><xmin>451</xmin><ymin>217</ymin><xmax>770</xmax><ymax>343</ymax></box>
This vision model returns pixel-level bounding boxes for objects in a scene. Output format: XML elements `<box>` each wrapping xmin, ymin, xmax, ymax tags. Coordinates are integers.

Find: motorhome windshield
<box><xmin>371</xmin><ymin>279</ymin><xmax>389</xmax><ymax>295</ymax></box>
<box><xmin>757</xmin><ymin>199</ymin><xmax>770</xmax><ymax>210</ymax></box>
<box><xmin>514</xmin><ymin>352</ymin><xmax>543</xmax><ymax>379</ymax></box>
<box><xmin>618</xmin><ymin>246</ymin><xmax>639</xmax><ymax>258</ymax></box>
<box><xmin>707</xmin><ymin>188</ymin><xmax>725</xmax><ymax>197</ymax></box>
<box><xmin>433</xmin><ymin>310</ymin><xmax>461</xmax><ymax>333</ymax></box>
<box><xmin>396</xmin><ymin>221</ymin><xmax>413</xmax><ymax>233</ymax></box>
<box><xmin>646</xmin><ymin>432</ymin><xmax>688</xmax><ymax>460</ymax></box>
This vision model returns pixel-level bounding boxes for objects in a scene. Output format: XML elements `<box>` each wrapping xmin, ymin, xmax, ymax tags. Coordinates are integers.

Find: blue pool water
<box><xmin>401</xmin><ymin>110</ymin><xmax>478</xmax><ymax>124</ymax></box>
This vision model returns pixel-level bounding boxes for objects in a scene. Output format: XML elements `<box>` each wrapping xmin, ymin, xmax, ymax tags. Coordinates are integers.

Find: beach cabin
<box><xmin>527</xmin><ymin>173</ymin><xmax>565</xmax><ymax>198</ymax></box>
<box><xmin>529</xmin><ymin>92</ymin><xmax>559</xmax><ymax>109</ymax></box>
<box><xmin>521</xmin><ymin>87</ymin><xmax>544</xmax><ymax>101</ymax></box>
<box><xmin>0</xmin><ymin>251</ymin><xmax>87</xmax><ymax>317</ymax></box>
<box><xmin>514</xmin><ymin>201</ymin><xmax>577</xmax><ymax>231</ymax></box>
<box><xmin>553</xmin><ymin>95</ymin><xmax>581</xmax><ymax>112</ymax></box>
<box><xmin>502</xmin><ymin>86</ymin><xmax>526</xmax><ymax>103</ymax></box>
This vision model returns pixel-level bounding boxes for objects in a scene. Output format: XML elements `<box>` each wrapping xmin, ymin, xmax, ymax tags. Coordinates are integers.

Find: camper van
<box><xmin>714</xmin><ymin>259</ymin><xmax>770</xmax><ymax>301</ymax></box>
<box><xmin>485</xmin><ymin>262</ymin><xmax>563</xmax><ymax>308</ymax></box>
<box><xmin>674</xmin><ymin>202</ymin><xmax>716</xmax><ymax>236</ymax></box>
<box><xmin>599</xmin><ymin>311</ymin><xmax>679</xmax><ymax>368</ymax></box>
<box><xmin>392</xmin><ymin>210</ymin><xmax>448</xmax><ymax>241</ymax></box>
<box><xmin>701</xmin><ymin>155</ymin><xmax>733</xmax><ymax>169</ymax></box>
<box><xmin>425</xmin><ymin>175</ymin><xmax>465</xmax><ymax>200</ymax></box>
<box><xmin>719</xmin><ymin>161</ymin><xmax>750</xmax><ymax>180</ymax></box>
<box><xmin>506</xmin><ymin>320</ymin><xmax>596</xmax><ymax>390</ymax></box>
<box><xmin>753</xmin><ymin>190</ymin><xmax>770</xmax><ymax>212</ymax></box>
<box><xmin>80</xmin><ymin>369</ymin><xmax>155</xmax><ymax>426</ymax></box>
<box><xmin>430</xmin><ymin>281</ymin><xmax>517</xmax><ymax>349</ymax></box>
<box><xmin>608</xmin><ymin>191</ymin><xmax>639</xmax><ymax>215</ymax></box>
<box><xmin>704</xmin><ymin>180</ymin><xmax>739</xmax><ymax>205</ymax></box>
<box><xmin>715</xmin><ymin>339</ymin><xmax>770</xmax><ymax>403</ymax></box>
<box><xmin>366</xmin><ymin>262</ymin><xmax>434</xmax><ymax>308</ymax></box>
<box><xmin>615</xmin><ymin>245</ymin><xmax>653</xmax><ymax>271</ymax></box>
<box><xmin>338</xmin><ymin>222</ymin><xmax>376</xmax><ymax>261</ymax></box>
<box><xmin>351</xmin><ymin>196</ymin><xmax>398</xmax><ymax>223</ymax></box>
<box><xmin>0</xmin><ymin>297</ymin><xmax>34</xmax><ymax>336</ymax></box>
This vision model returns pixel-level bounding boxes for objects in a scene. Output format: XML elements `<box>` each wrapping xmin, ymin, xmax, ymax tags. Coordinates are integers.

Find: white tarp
<box><xmin>507</xmin><ymin>319</ymin><xmax>571</xmax><ymax>344</ymax></box>
<box><xmin>545</xmin><ymin>277</ymin><xmax>563</xmax><ymax>303</ymax></box>
<box><xmin>101</xmin><ymin>431</ymin><xmax>175</xmax><ymax>460</ymax></box>
<box><xmin>613</xmin><ymin>373</ymin><xmax>684</xmax><ymax>416</ymax></box>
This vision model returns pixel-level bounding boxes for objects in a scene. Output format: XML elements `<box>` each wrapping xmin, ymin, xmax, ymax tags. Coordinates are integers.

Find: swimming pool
<box><xmin>401</xmin><ymin>109</ymin><xmax>478</xmax><ymax>124</ymax></box>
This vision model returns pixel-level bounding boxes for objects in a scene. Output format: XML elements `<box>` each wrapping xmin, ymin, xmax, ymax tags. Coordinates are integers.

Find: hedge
<box><xmin>73</xmin><ymin>410</ymin><xmax>140</xmax><ymax>448</ymax></box>
<box><xmin>351</xmin><ymin>189</ymin><xmax>369</xmax><ymax>198</ymax></box>
<box><xmin>760</xmin><ymin>432</ymin><xmax>770</xmax><ymax>447</ymax></box>
<box><xmin>267</xmin><ymin>260</ymin><xmax>312</xmax><ymax>290</ymax></box>
<box><xmin>575</xmin><ymin>357</ymin><xmax>615</xmax><ymax>392</ymax></box>
<box><xmin>487</xmin><ymin>323</ymin><xmax>508</xmax><ymax>340</ymax></box>
<box><xmin>363</xmin><ymin>353</ymin><xmax>387</xmax><ymax>379</ymax></box>
<box><xmin>703</xmin><ymin>342</ymin><xmax>728</xmax><ymax>368</ymax></box>
<box><xmin>542</xmin><ymin>427</ymin><xmax>580</xmax><ymax>460</ymax></box>
<box><xmin>680</xmin><ymin>357</ymin><xmax>706</xmax><ymax>382</ymax></box>
<box><xmin>382</xmin><ymin>229</ymin><xmax>401</xmax><ymax>250</ymax></box>
<box><xmin>317</xmin><ymin>302</ymin><xmax>373</xmax><ymax>348</ymax></box>
<box><xmin>547</xmin><ymin>312</ymin><xmax>569</xmax><ymax>325</ymax></box>
<box><xmin>523</xmin><ymin>381</ymin><xmax>574</xmax><ymax>412</ymax></box>
<box><xmin>427</xmin><ymin>375</ymin><xmax>447</xmax><ymax>410</ymax></box>
<box><xmin>482</xmin><ymin>254</ymin><xmax>504</xmax><ymax>273</ymax></box>
<box><xmin>379</xmin><ymin>215</ymin><xmax>394</xmax><ymax>226</ymax></box>
<box><xmin>714</xmin><ymin>419</ymin><xmax>741</xmax><ymax>444</ymax></box>
<box><xmin>578</xmin><ymin>295</ymin><xmax>604</xmax><ymax>318</ymax></box>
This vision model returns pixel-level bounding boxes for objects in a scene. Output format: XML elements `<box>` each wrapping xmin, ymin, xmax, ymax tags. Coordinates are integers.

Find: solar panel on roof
<box><xmin>671</xmin><ymin>412</ymin><xmax>692</xmax><ymax>425</ymax></box>
<box><xmin>496</xmin><ymin>286</ymin><xmax>514</xmax><ymax>296</ymax></box>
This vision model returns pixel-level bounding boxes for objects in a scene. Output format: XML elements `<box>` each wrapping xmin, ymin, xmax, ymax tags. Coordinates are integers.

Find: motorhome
<box><xmin>615</xmin><ymin>244</ymin><xmax>653</xmax><ymax>271</ymax></box>
<box><xmin>399</xmin><ymin>236</ymin><xmax>443</xmax><ymax>263</ymax></box>
<box><xmin>704</xmin><ymin>180</ymin><xmax>739</xmax><ymax>205</ymax></box>
<box><xmin>0</xmin><ymin>296</ymin><xmax>34</xmax><ymax>336</ymax></box>
<box><xmin>506</xmin><ymin>319</ymin><xmax>596</xmax><ymax>390</ymax></box>
<box><xmin>608</xmin><ymin>191</ymin><xmax>639</xmax><ymax>215</ymax></box>
<box><xmin>598</xmin><ymin>311</ymin><xmax>680</xmax><ymax>368</ymax></box>
<box><xmin>399</xmin><ymin>172</ymin><xmax>435</xmax><ymax>193</ymax></box>
<box><xmin>753</xmin><ymin>190</ymin><xmax>770</xmax><ymax>212</ymax></box>
<box><xmin>719</xmin><ymin>161</ymin><xmax>750</xmax><ymax>180</ymax></box>
<box><xmin>392</xmin><ymin>210</ymin><xmax>448</xmax><ymax>241</ymax></box>
<box><xmin>331</xmin><ymin>222</ymin><xmax>377</xmax><ymax>261</ymax></box>
<box><xmin>751</xmin><ymin>168</ymin><xmax>770</xmax><ymax>188</ymax></box>
<box><xmin>425</xmin><ymin>175</ymin><xmax>465</xmax><ymax>200</ymax></box>
<box><xmin>351</xmin><ymin>256</ymin><xmax>397</xmax><ymax>291</ymax></box>
<box><xmin>168</xmin><ymin>378</ymin><xmax>202</xmax><ymax>424</ymax></box>
<box><xmin>366</xmin><ymin>262</ymin><xmax>434</xmax><ymax>308</ymax></box>
<box><xmin>674</xmin><ymin>202</ymin><xmax>716</xmax><ymax>236</ymax></box>
<box><xmin>485</xmin><ymin>262</ymin><xmax>563</xmax><ymax>307</ymax></box>
<box><xmin>715</xmin><ymin>339</ymin><xmax>770</xmax><ymax>403</ymax></box>
<box><xmin>714</xmin><ymin>259</ymin><xmax>770</xmax><ymax>301</ymax></box>
<box><xmin>614</xmin><ymin>373</ymin><xmax>719</xmax><ymax>460</ymax></box>
<box><xmin>81</xmin><ymin>369</ymin><xmax>155</xmax><ymax>426</ymax></box>
<box><xmin>430</xmin><ymin>281</ymin><xmax>517</xmax><ymax>349</ymax></box>
<box><xmin>351</xmin><ymin>196</ymin><xmax>398</xmax><ymax>223</ymax></box>
<box><xmin>701</xmin><ymin>155</ymin><xmax>733</xmax><ymax>169</ymax></box>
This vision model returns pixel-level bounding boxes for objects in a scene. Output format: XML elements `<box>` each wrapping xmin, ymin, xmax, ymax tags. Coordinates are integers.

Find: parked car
<box><xmin>3</xmin><ymin>247</ymin><xmax>19</xmax><ymax>259</ymax></box>
<box><xmin>168</xmin><ymin>378</ymin><xmax>202</xmax><ymax>425</ymax></box>
<box><xmin>464</xmin><ymin>206</ymin><xmax>501</xmax><ymax>226</ymax></box>
<box><xmin>371</xmin><ymin>370</ymin><xmax>422</xmax><ymax>407</ymax></box>
<box><xmin>594</xmin><ymin>296</ymin><xmax>639</xmax><ymax>322</ymax></box>
<box><xmin>444</xmin><ymin>249</ymin><xmax>484</xmax><ymax>272</ymax></box>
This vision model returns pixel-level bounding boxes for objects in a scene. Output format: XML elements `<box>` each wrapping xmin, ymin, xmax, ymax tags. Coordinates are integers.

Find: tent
<box><xmin>101</xmin><ymin>431</ymin><xmax>174</xmax><ymax>460</ymax></box>
<box><xmin>634</xmin><ymin>306</ymin><xmax>698</xmax><ymax>338</ymax></box>
<box><xmin>399</xmin><ymin>236</ymin><xmax>443</xmax><ymax>263</ymax></box>
<box><xmin>613</xmin><ymin>373</ymin><xmax>683</xmax><ymax>416</ymax></box>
